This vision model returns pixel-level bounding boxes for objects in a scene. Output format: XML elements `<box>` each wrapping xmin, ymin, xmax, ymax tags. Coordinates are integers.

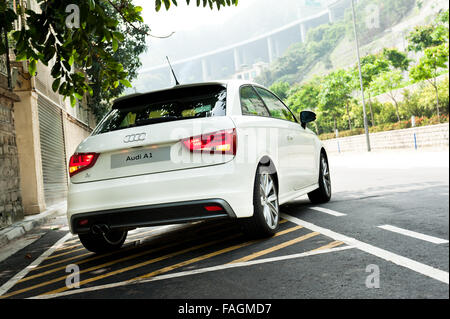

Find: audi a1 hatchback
<box><xmin>67</xmin><ymin>80</ymin><xmax>331</xmax><ymax>253</ymax></box>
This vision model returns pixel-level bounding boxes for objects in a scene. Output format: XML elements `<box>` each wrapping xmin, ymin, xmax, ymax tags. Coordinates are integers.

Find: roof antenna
<box><xmin>166</xmin><ymin>56</ymin><xmax>180</xmax><ymax>86</ymax></box>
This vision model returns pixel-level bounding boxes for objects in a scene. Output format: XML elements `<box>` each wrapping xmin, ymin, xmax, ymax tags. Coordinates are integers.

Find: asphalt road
<box><xmin>0</xmin><ymin>149</ymin><xmax>448</xmax><ymax>300</ymax></box>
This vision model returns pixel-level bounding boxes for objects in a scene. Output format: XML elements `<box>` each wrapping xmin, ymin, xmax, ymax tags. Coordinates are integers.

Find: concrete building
<box><xmin>234</xmin><ymin>62</ymin><xmax>269</xmax><ymax>82</ymax></box>
<box><xmin>0</xmin><ymin>0</ymin><xmax>96</xmax><ymax>229</ymax></box>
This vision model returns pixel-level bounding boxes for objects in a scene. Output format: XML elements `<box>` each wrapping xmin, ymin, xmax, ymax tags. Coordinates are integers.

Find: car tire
<box><xmin>241</xmin><ymin>165</ymin><xmax>280</xmax><ymax>238</ymax></box>
<box><xmin>308</xmin><ymin>152</ymin><xmax>331</xmax><ymax>204</ymax></box>
<box><xmin>79</xmin><ymin>229</ymin><xmax>127</xmax><ymax>254</ymax></box>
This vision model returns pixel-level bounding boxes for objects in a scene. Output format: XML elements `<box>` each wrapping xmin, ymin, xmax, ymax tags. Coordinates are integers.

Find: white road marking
<box><xmin>0</xmin><ymin>233</ymin><xmax>71</xmax><ymax>297</ymax></box>
<box><xmin>378</xmin><ymin>225</ymin><xmax>449</xmax><ymax>244</ymax></box>
<box><xmin>310</xmin><ymin>207</ymin><xmax>346</xmax><ymax>217</ymax></box>
<box><xmin>29</xmin><ymin>245</ymin><xmax>354</xmax><ymax>299</ymax></box>
<box><xmin>0</xmin><ymin>233</ymin><xmax>45</xmax><ymax>263</ymax></box>
<box><xmin>281</xmin><ymin>214</ymin><xmax>449</xmax><ymax>285</ymax></box>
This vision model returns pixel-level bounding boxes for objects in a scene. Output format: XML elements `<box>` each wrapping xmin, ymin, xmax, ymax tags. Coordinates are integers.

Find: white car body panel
<box><xmin>67</xmin><ymin>80</ymin><xmax>326</xmax><ymax>234</ymax></box>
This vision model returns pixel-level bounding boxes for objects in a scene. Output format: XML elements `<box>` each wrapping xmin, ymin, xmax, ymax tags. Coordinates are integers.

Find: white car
<box><xmin>67</xmin><ymin>80</ymin><xmax>331</xmax><ymax>253</ymax></box>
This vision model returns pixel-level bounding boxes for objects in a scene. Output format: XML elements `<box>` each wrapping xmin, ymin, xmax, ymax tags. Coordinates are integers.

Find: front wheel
<box><xmin>79</xmin><ymin>229</ymin><xmax>127</xmax><ymax>254</ymax></box>
<box><xmin>308</xmin><ymin>152</ymin><xmax>332</xmax><ymax>204</ymax></box>
<box><xmin>241</xmin><ymin>165</ymin><xmax>280</xmax><ymax>238</ymax></box>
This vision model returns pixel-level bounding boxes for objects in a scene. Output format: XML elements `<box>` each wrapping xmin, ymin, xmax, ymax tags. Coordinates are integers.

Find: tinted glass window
<box><xmin>254</xmin><ymin>87</ymin><xmax>296</xmax><ymax>123</ymax></box>
<box><xmin>240</xmin><ymin>86</ymin><xmax>270</xmax><ymax>117</ymax></box>
<box><xmin>93</xmin><ymin>85</ymin><xmax>226</xmax><ymax>135</ymax></box>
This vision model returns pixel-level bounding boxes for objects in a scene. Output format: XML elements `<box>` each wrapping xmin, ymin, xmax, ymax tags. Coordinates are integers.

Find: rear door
<box><xmin>70</xmin><ymin>85</ymin><xmax>236</xmax><ymax>184</ymax></box>
<box><xmin>253</xmin><ymin>87</ymin><xmax>316</xmax><ymax>191</ymax></box>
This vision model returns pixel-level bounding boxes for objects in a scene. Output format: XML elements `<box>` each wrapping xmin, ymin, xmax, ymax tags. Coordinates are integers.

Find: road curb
<box><xmin>0</xmin><ymin>202</ymin><xmax>67</xmax><ymax>248</ymax></box>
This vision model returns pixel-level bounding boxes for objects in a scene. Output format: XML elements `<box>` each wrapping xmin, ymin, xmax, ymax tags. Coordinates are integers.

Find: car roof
<box><xmin>112</xmin><ymin>80</ymin><xmax>262</xmax><ymax>105</ymax></box>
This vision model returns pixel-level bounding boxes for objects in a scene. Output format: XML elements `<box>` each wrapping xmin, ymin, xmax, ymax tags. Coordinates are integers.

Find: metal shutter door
<box><xmin>38</xmin><ymin>95</ymin><xmax>68</xmax><ymax>206</ymax></box>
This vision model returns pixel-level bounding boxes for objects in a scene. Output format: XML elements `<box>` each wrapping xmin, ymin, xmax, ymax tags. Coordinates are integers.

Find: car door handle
<box><xmin>287</xmin><ymin>135</ymin><xmax>294</xmax><ymax>141</ymax></box>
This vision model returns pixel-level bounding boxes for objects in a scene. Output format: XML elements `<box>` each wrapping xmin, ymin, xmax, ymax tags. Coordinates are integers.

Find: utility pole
<box><xmin>351</xmin><ymin>0</ymin><xmax>371</xmax><ymax>152</ymax></box>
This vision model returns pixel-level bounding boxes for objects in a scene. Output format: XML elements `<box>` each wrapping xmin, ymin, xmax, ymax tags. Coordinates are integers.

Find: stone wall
<box><xmin>0</xmin><ymin>82</ymin><xmax>23</xmax><ymax>229</ymax></box>
<box><xmin>323</xmin><ymin>123</ymin><xmax>449</xmax><ymax>154</ymax></box>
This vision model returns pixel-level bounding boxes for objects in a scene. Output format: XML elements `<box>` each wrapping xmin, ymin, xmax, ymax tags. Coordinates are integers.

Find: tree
<box><xmin>269</xmin><ymin>81</ymin><xmax>290</xmax><ymax>101</ymax></box>
<box><xmin>407</xmin><ymin>9</ymin><xmax>449</xmax><ymax>52</ymax></box>
<box><xmin>410</xmin><ymin>43</ymin><xmax>449</xmax><ymax>118</ymax></box>
<box><xmin>351</xmin><ymin>53</ymin><xmax>389</xmax><ymax>126</ymax></box>
<box><xmin>286</xmin><ymin>79</ymin><xmax>321</xmax><ymax>114</ymax></box>
<box><xmin>382</xmin><ymin>48</ymin><xmax>410</xmax><ymax>71</ymax></box>
<box><xmin>87</xmin><ymin>2</ymin><xmax>149</xmax><ymax>121</ymax></box>
<box><xmin>372</xmin><ymin>69</ymin><xmax>404</xmax><ymax>122</ymax></box>
<box><xmin>318</xmin><ymin>70</ymin><xmax>351</xmax><ymax>133</ymax></box>
<box><xmin>0</xmin><ymin>0</ymin><xmax>238</xmax><ymax>106</ymax></box>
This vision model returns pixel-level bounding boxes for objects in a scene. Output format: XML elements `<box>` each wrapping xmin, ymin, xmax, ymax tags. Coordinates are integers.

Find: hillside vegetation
<box><xmin>257</xmin><ymin>0</ymin><xmax>449</xmax><ymax>138</ymax></box>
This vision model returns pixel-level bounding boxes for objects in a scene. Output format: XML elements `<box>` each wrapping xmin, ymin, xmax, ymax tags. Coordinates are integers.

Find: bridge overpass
<box><xmin>137</xmin><ymin>0</ymin><xmax>351</xmax><ymax>89</ymax></box>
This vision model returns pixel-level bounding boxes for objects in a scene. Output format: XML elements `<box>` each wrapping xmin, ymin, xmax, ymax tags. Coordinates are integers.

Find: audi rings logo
<box><xmin>123</xmin><ymin>133</ymin><xmax>147</xmax><ymax>143</ymax></box>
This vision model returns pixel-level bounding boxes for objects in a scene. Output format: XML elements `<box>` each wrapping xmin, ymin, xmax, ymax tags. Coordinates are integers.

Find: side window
<box><xmin>240</xmin><ymin>86</ymin><xmax>270</xmax><ymax>117</ymax></box>
<box><xmin>254</xmin><ymin>87</ymin><xmax>297</xmax><ymax>123</ymax></box>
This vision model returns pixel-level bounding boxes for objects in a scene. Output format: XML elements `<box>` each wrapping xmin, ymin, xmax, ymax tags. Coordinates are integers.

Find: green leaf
<box><xmin>70</xmin><ymin>95</ymin><xmax>76</xmax><ymax>107</ymax></box>
<box><xmin>112</xmin><ymin>38</ymin><xmax>118</xmax><ymax>52</ymax></box>
<box><xmin>29</xmin><ymin>59</ymin><xmax>37</xmax><ymax>76</ymax></box>
<box><xmin>120</xmin><ymin>79</ymin><xmax>132</xmax><ymax>87</ymax></box>
<box><xmin>155</xmin><ymin>0</ymin><xmax>162</xmax><ymax>11</ymax></box>
<box><xmin>51</xmin><ymin>78</ymin><xmax>61</xmax><ymax>92</ymax></box>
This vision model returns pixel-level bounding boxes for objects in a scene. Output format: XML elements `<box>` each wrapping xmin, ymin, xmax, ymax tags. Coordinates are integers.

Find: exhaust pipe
<box><xmin>91</xmin><ymin>224</ymin><xmax>110</xmax><ymax>235</ymax></box>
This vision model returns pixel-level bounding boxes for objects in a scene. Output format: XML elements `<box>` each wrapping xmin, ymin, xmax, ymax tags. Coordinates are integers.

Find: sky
<box><xmin>133</xmin><ymin>0</ymin><xmax>259</xmax><ymax>36</ymax></box>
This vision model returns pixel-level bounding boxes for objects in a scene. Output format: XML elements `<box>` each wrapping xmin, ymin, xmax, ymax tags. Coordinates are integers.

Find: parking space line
<box><xmin>3</xmin><ymin>233</ymin><xmax>240</xmax><ymax>299</ymax></box>
<box><xmin>377</xmin><ymin>225</ymin><xmax>449</xmax><ymax>244</ymax></box>
<box><xmin>311</xmin><ymin>240</ymin><xmax>344</xmax><ymax>252</ymax></box>
<box><xmin>19</xmin><ymin>222</ymin><xmax>243</xmax><ymax>284</ymax></box>
<box><xmin>281</xmin><ymin>213</ymin><xmax>449</xmax><ymax>284</ymax></box>
<box><xmin>43</xmin><ymin>247</ymin><xmax>87</xmax><ymax>260</ymax></box>
<box><xmin>309</xmin><ymin>207</ymin><xmax>346</xmax><ymax>217</ymax></box>
<box><xmin>55</xmin><ymin>228</ymin><xmax>158</xmax><ymax>252</ymax></box>
<box><xmin>229</xmin><ymin>232</ymin><xmax>319</xmax><ymax>263</ymax></box>
<box><xmin>31</xmin><ymin>246</ymin><xmax>355</xmax><ymax>299</ymax></box>
<box><xmin>0</xmin><ymin>233</ymin><xmax>72</xmax><ymax>297</ymax></box>
<box><xmin>34</xmin><ymin>223</ymin><xmax>230</xmax><ymax>272</ymax></box>
<box><xmin>10</xmin><ymin>222</ymin><xmax>244</xmax><ymax>294</ymax></box>
<box><xmin>39</xmin><ymin>225</ymin><xmax>302</xmax><ymax>296</ymax></box>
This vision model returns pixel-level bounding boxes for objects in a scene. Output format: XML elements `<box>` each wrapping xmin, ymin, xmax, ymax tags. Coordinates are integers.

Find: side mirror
<box><xmin>300</xmin><ymin>110</ymin><xmax>316</xmax><ymax>129</ymax></box>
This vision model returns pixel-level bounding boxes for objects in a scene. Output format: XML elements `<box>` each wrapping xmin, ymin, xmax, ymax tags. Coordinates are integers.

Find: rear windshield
<box><xmin>93</xmin><ymin>85</ymin><xmax>227</xmax><ymax>135</ymax></box>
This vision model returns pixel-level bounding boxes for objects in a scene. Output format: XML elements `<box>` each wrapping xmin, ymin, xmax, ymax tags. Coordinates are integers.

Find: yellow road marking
<box><xmin>54</xmin><ymin>243</ymin><xmax>83</xmax><ymax>252</ymax></box>
<box><xmin>21</xmin><ymin>223</ymin><xmax>239</xmax><ymax>282</ymax></box>
<box><xmin>32</xmin><ymin>221</ymin><xmax>233</xmax><ymax>272</ymax></box>
<box><xmin>39</xmin><ymin>235</ymin><xmax>240</xmax><ymax>296</ymax></box>
<box><xmin>128</xmin><ymin>224</ymin><xmax>300</xmax><ymax>282</ymax></box>
<box><xmin>56</xmin><ymin>228</ymin><xmax>159</xmax><ymax>252</ymax></box>
<box><xmin>229</xmin><ymin>231</ymin><xmax>320</xmax><ymax>264</ymax></box>
<box><xmin>3</xmin><ymin>233</ymin><xmax>238</xmax><ymax>299</ymax></box>
<box><xmin>44</xmin><ymin>247</ymin><xmax>87</xmax><ymax>260</ymax></box>
<box><xmin>40</xmin><ymin>224</ymin><xmax>301</xmax><ymax>296</ymax></box>
<box><xmin>310</xmin><ymin>240</ymin><xmax>344</xmax><ymax>252</ymax></box>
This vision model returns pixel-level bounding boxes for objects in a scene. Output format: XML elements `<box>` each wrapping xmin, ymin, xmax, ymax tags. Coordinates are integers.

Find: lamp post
<box><xmin>351</xmin><ymin>0</ymin><xmax>371</xmax><ymax>152</ymax></box>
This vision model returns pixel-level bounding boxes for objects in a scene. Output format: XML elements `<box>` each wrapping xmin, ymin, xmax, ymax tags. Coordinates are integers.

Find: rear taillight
<box><xmin>69</xmin><ymin>153</ymin><xmax>99</xmax><ymax>177</ymax></box>
<box><xmin>182</xmin><ymin>129</ymin><xmax>237</xmax><ymax>155</ymax></box>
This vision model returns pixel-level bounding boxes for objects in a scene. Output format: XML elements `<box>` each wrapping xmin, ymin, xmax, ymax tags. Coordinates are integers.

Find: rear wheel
<box><xmin>79</xmin><ymin>229</ymin><xmax>127</xmax><ymax>254</ymax></box>
<box><xmin>241</xmin><ymin>165</ymin><xmax>279</xmax><ymax>238</ymax></box>
<box><xmin>308</xmin><ymin>152</ymin><xmax>331</xmax><ymax>204</ymax></box>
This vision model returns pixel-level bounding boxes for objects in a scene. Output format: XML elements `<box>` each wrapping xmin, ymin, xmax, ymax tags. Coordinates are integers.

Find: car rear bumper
<box><xmin>67</xmin><ymin>160</ymin><xmax>255</xmax><ymax>233</ymax></box>
<box><xmin>71</xmin><ymin>199</ymin><xmax>236</xmax><ymax>234</ymax></box>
